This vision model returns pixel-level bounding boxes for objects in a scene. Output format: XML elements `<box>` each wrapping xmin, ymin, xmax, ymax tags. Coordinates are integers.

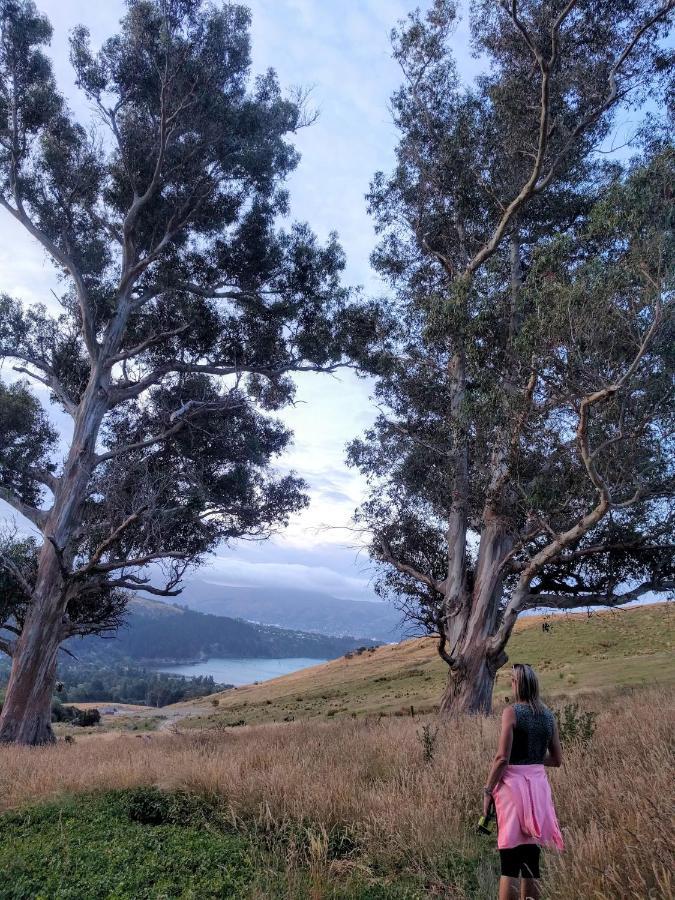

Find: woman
<box><xmin>482</xmin><ymin>663</ymin><xmax>564</xmax><ymax>900</ymax></box>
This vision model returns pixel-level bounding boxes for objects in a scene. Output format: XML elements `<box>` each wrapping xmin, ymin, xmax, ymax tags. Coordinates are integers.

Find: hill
<box><xmin>176</xmin><ymin>602</ymin><xmax>674</xmax><ymax>728</ymax></box>
<box><xmin>177</xmin><ymin>581</ymin><xmax>408</xmax><ymax>641</ymax></box>
<box><xmin>64</xmin><ymin>598</ymin><xmax>378</xmax><ymax>664</ymax></box>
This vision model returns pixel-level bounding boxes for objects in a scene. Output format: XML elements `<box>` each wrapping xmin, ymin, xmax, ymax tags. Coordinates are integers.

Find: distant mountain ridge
<box><xmin>177</xmin><ymin>582</ymin><xmax>410</xmax><ymax>642</ymax></box>
<box><xmin>65</xmin><ymin>597</ymin><xmax>379</xmax><ymax>664</ymax></box>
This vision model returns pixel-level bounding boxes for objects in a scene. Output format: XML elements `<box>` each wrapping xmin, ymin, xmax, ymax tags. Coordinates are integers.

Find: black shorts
<box><xmin>499</xmin><ymin>843</ymin><xmax>541</xmax><ymax>878</ymax></box>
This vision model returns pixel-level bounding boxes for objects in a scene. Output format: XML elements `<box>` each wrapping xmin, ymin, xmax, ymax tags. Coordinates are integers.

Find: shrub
<box><xmin>416</xmin><ymin>722</ymin><xmax>439</xmax><ymax>763</ymax></box>
<box><xmin>51</xmin><ymin>702</ymin><xmax>100</xmax><ymax>726</ymax></box>
<box><xmin>74</xmin><ymin>708</ymin><xmax>101</xmax><ymax>727</ymax></box>
<box><xmin>51</xmin><ymin>700</ymin><xmax>73</xmax><ymax>723</ymax></box>
<box><xmin>124</xmin><ymin>786</ymin><xmax>219</xmax><ymax>827</ymax></box>
<box><xmin>554</xmin><ymin>702</ymin><xmax>597</xmax><ymax>748</ymax></box>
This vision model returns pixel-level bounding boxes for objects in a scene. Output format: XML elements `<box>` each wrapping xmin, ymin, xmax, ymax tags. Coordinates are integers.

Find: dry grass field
<box><xmin>1</xmin><ymin>603</ymin><xmax>673</xmax><ymax>898</ymax></box>
<box><xmin>1</xmin><ymin>683</ymin><xmax>673</xmax><ymax>898</ymax></box>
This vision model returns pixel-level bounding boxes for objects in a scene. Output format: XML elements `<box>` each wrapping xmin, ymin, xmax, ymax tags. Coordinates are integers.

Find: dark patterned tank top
<box><xmin>509</xmin><ymin>702</ymin><xmax>555</xmax><ymax>765</ymax></box>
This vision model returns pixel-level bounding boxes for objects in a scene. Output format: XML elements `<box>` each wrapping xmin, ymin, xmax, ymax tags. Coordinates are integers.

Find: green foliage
<box><xmin>74</xmin><ymin>708</ymin><xmax>101</xmax><ymax>727</ymax></box>
<box><xmin>416</xmin><ymin>722</ymin><xmax>439</xmax><ymax>763</ymax></box>
<box><xmin>43</xmin><ymin>661</ymin><xmax>230</xmax><ymax>707</ymax></box>
<box><xmin>0</xmin><ymin>791</ymin><xmax>253</xmax><ymax>899</ymax></box>
<box><xmin>50</xmin><ymin>702</ymin><xmax>100</xmax><ymax>727</ymax></box>
<box><xmin>349</xmin><ymin>0</ymin><xmax>674</xmax><ymax>663</ymax></box>
<box><xmin>0</xmin><ymin>531</ymin><xmax>39</xmax><ymax>631</ymax></box>
<box><xmin>0</xmin><ymin>378</ymin><xmax>57</xmax><ymax>508</ymax></box>
<box><xmin>0</xmin><ymin>0</ymin><xmax>377</xmax><ymax>709</ymax></box>
<box><xmin>554</xmin><ymin>702</ymin><xmax>598</xmax><ymax>748</ymax></box>
<box><xmin>123</xmin><ymin>787</ymin><xmax>221</xmax><ymax>828</ymax></box>
<box><xmin>253</xmin><ymin>816</ymin><xmax>361</xmax><ymax>862</ymax></box>
<box><xmin>0</xmin><ymin>789</ymin><xmax>481</xmax><ymax>899</ymax></box>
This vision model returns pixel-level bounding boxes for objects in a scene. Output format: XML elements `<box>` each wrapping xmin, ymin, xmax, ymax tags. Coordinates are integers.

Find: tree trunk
<box><xmin>0</xmin><ymin>584</ymin><xmax>63</xmax><ymax>744</ymax></box>
<box><xmin>437</xmin><ymin>238</ymin><xmax>524</xmax><ymax>718</ymax></box>
<box><xmin>439</xmin><ymin>647</ymin><xmax>497</xmax><ymax>715</ymax></box>
<box><xmin>0</xmin><ymin>379</ymin><xmax>108</xmax><ymax>745</ymax></box>
<box><xmin>439</xmin><ymin>510</ymin><xmax>514</xmax><ymax>716</ymax></box>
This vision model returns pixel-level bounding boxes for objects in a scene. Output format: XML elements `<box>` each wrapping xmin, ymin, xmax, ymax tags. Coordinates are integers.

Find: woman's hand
<box><xmin>482</xmin><ymin>790</ymin><xmax>493</xmax><ymax>818</ymax></box>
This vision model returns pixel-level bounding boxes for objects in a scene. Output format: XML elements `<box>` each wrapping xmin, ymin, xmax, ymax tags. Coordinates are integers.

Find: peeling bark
<box><xmin>440</xmin><ymin>647</ymin><xmax>505</xmax><ymax>716</ymax></box>
<box><xmin>0</xmin><ymin>376</ymin><xmax>108</xmax><ymax>745</ymax></box>
<box><xmin>0</xmin><ymin>606</ymin><xmax>61</xmax><ymax>745</ymax></box>
<box><xmin>439</xmin><ymin>511</ymin><xmax>514</xmax><ymax>716</ymax></box>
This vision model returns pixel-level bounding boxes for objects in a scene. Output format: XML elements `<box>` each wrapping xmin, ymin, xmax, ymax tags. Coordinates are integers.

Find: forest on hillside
<box><xmin>72</xmin><ymin>602</ymin><xmax>375</xmax><ymax>663</ymax></box>
<box><xmin>0</xmin><ymin>599</ymin><xmax>376</xmax><ymax>706</ymax></box>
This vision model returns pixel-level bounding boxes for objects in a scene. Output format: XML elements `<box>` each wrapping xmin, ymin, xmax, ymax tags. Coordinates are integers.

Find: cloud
<box><xmin>202</xmin><ymin>536</ymin><xmax>379</xmax><ymax>602</ymax></box>
<box><xmin>204</xmin><ymin>555</ymin><xmax>374</xmax><ymax>601</ymax></box>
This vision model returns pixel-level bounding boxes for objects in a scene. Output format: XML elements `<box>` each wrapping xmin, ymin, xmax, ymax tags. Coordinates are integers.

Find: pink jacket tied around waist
<box><xmin>492</xmin><ymin>763</ymin><xmax>564</xmax><ymax>851</ymax></box>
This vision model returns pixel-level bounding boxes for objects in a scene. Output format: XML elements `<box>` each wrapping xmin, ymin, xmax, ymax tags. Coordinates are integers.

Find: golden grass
<box><xmin>1</xmin><ymin>684</ymin><xmax>673</xmax><ymax>898</ymax></box>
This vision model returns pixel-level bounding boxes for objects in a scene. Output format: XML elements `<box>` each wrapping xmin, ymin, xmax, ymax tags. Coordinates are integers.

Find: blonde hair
<box><xmin>511</xmin><ymin>663</ymin><xmax>546</xmax><ymax>714</ymax></box>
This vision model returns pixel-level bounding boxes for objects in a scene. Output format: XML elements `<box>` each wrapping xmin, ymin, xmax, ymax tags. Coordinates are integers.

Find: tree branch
<box><xmin>534</xmin><ymin>1</ymin><xmax>675</xmax><ymax>193</ymax></box>
<box><xmin>577</xmin><ymin>296</ymin><xmax>662</xmax><ymax>502</ymax></box>
<box><xmin>94</xmin><ymin>423</ymin><xmax>185</xmax><ymax>464</ymax></box>
<box><xmin>109</xmin><ymin>358</ymin><xmax>351</xmax><ymax>404</ymax></box>
<box><xmin>73</xmin><ymin>550</ymin><xmax>189</xmax><ymax>576</ymax></box>
<box><xmin>465</xmin><ymin>1</ymin><xmax>567</xmax><ymax>275</ymax></box>
<box><xmin>79</xmin><ymin>509</ymin><xmax>149</xmax><ymax>574</ymax></box>
<box><xmin>522</xmin><ymin>579</ymin><xmax>674</xmax><ymax>610</ymax></box>
<box><xmin>465</xmin><ymin>0</ymin><xmax>673</xmax><ymax>276</ymax></box>
<box><xmin>0</xmin><ymin>486</ymin><xmax>47</xmax><ymax>529</ymax></box>
<box><xmin>26</xmin><ymin>467</ymin><xmax>61</xmax><ymax>494</ymax></box>
<box><xmin>0</xmin><ymin>198</ymin><xmax>98</xmax><ymax>360</ymax></box>
<box><xmin>7</xmin><ymin>357</ymin><xmax>79</xmax><ymax>417</ymax></box>
<box><xmin>107</xmin><ymin>323</ymin><xmax>192</xmax><ymax>364</ymax></box>
<box><xmin>436</xmin><ymin>630</ymin><xmax>458</xmax><ymax>666</ymax></box>
<box><xmin>488</xmin><ymin>491</ymin><xmax>611</xmax><ymax>656</ymax></box>
<box><xmin>377</xmin><ymin>534</ymin><xmax>444</xmax><ymax>593</ymax></box>
<box><xmin>0</xmin><ymin>548</ymin><xmax>35</xmax><ymax>597</ymax></box>
<box><xmin>94</xmin><ymin>395</ymin><xmax>246</xmax><ymax>464</ymax></box>
<box><xmin>107</xmin><ymin>578</ymin><xmax>182</xmax><ymax>597</ymax></box>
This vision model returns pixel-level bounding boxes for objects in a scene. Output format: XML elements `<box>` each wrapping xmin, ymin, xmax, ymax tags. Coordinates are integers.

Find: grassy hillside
<box><xmin>177</xmin><ymin>602</ymin><xmax>674</xmax><ymax>728</ymax></box>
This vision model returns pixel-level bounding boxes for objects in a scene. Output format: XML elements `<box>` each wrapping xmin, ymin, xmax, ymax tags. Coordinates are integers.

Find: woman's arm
<box><xmin>543</xmin><ymin>716</ymin><xmax>563</xmax><ymax>767</ymax></box>
<box><xmin>483</xmin><ymin>706</ymin><xmax>515</xmax><ymax>811</ymax></box>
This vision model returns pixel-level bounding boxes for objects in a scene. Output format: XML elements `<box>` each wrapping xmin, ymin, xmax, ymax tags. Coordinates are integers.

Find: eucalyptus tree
<box><xmin>350</xmin><ymin>0</ymin><xmax>674</xmax><ymax>715</ymax></box>
<box><xmin>0</xmin><ymin>0</ymin><xmax>376</xmax><ymax>744</ymax></box>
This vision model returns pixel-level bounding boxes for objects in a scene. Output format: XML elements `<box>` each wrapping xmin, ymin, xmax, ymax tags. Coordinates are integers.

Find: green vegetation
<box><xmin>0</xmin><ymin>789</ymin><xmax>479</xmax><ymax>899</ymax></box>
<box><xmin>552</xmin><ymin>702</ymin><xmax>598</xmax><ymax>749</ymax></box>
<box><xmin>51</xmin><ymin>703</ymin><xmax>101</xmax><ymax>727</ymax></box>
<box><xmin>1</xmin><ymin>665</ymin><xmax>670</xmax><ymax>898</ymax></box>
<box><xmin>0</xmin><ymin>660</ymin><xmax>230</xmax><ymax>708</ymax></box>
<box><xmin>56</xmin><ymin>663</ymin><xmax>229</xmax><ymax>706</ymax></box>
<box><xmin>0</xmin><ymin>791</ymin><xmax>254</xmax><ymax>900</ymax></box>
